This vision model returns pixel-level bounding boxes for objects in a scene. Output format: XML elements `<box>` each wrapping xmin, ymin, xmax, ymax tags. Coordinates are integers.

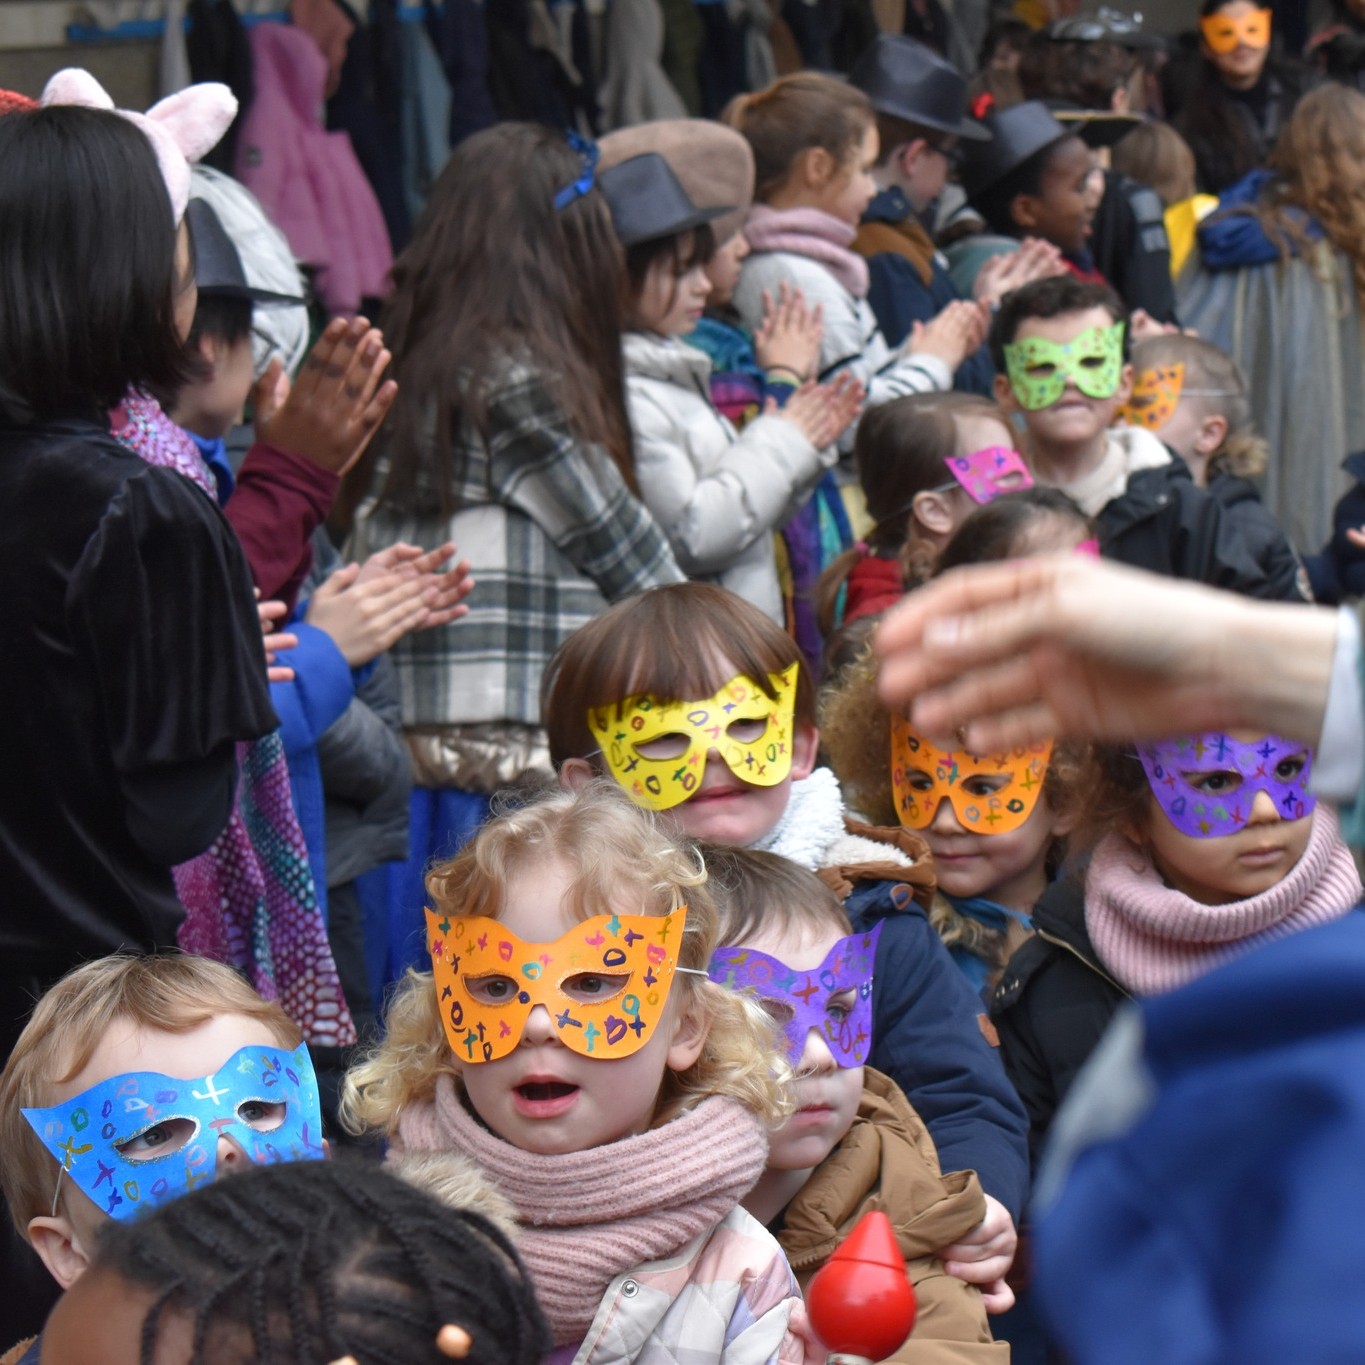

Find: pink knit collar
<box><xmin>394</xmin><ymin>1075</ymin><xmax>768</xmax><ymax>1344</ymax></box>
<box><xmin>745</xmin><ymin>203</ymin><xmax>871</xmax><ymax>298</ymax></box>
<box><xmin>1085</xmin><ymin>805</ymin><xmax>1361</xmax><ymax>995</ymax></box>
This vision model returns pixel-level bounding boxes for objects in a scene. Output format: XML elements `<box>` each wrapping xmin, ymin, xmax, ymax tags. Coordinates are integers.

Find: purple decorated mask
<box><xmin>944</xmin><ymin>446</ymin><xmax>1034</xmax><ymax>505</ymax></box>
<box><xmin>1138</xmin><ymin>733</ymin><xmax>1315</xmax><ymax>839</ymax></box>
<box><xmin>708</xmin><ymin>924</ymin><xmax>881</xmax><ymax>1067</ymax></box>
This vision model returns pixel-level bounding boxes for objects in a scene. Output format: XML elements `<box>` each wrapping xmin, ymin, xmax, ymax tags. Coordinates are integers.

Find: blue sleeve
<box><xmin>269</xmin><ymin>622</ymin><xmax>356</xmax><ymax>761</ymax></box>
<box><xmin>860</xmin><ymin>891</ymin><xmax>1031</xmax><ymax>1221</ymax></box>
<box><xmin>865</xmin><ymin>251</ymin><xmax>936</xmax><ymax>350</ymax></box>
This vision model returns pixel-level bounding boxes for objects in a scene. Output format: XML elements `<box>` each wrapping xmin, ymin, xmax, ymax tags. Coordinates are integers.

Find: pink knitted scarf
<box><xmin>745</xmin><ymin>203</ymin><xmax>871</xmax><ymax>298</ymax></box>
<box><xmin>393</xmin><ymin>1076</ymin><xmax>768</xmax><ymax>1345</ymax></box>
<box><xmin>1085</xmin><ymin>805</ymin><xmax>1361</xmax><ymax>996</ymax></box>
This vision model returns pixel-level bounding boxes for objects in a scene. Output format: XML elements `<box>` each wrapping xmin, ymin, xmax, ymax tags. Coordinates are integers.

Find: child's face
<box><xmin>738</xmin><ymin>921</ymin><xmax>863</xmax><ymax>1174</ymax></box>
<box><xmin>998</xmin><ymin>306</ymin><xmax>1133</xmax><ymax>458</ymax></box>
<box><xmin>814</xmin><ymin>123</ymin><xmax>880</xmax><ymax>229</ymax></box>
<box><xmin>704</xmin><ymin>230</ymin><xmax>750</xmax><ymax>308</ymax></box>
<box><xmin>39</xmin><ymin>1263</ymin><xmax>186</xmax><ymax>1365</ymax></box>
<box><xmin>187</xmin><ymin>331</ymin><xmax>257</xmax><ymax>440</ymax></box>
<box><xmin>173</xmin><ymin>219</ymin><xmax>198</xmax><ymax>344</ymax></box>
<box><xmin>30</xmin><ymin>1012</ymin><xmax>295</xmax><ymax>1288</ymax></box>
<box><xmin>456</xmin><ymin>857</ymin><xmax>704</xmax><ymax>1156</ymax></box>
<box><xmin>1012</xmin><ymin>136</ymin><xmax>1096</xmax><ymax>258</ymax></box>
<box><xmin>1143</xmin><ymin>733</ymin><xmax>1315</xmax><ymax>904</ymax></box>
<box><xmin>1202</xmin><ymin>1</ymin><xmax>1271</xmax><ymax>89</ymax></box>
<box><xmin>1143</xmin><ymin>393</ymin><xmax>1207</xmax><ymax>465</ymax></box>
<box><xmin>635</xmin><ymin>237</ymin><xmax>712</xmax><ymax>338</ymax></box>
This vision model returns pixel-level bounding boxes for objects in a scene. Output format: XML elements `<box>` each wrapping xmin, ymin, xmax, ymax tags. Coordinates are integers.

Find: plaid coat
<box><xmin>349</xmin><ymin>363</ymin><xmax>683</xmax><ymax>731</ymax></box>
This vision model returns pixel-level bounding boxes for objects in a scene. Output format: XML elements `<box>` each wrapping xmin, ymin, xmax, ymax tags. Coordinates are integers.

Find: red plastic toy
<box><xmin>806</xmin><ymin>1210</ymin><xmax>918</xmax><ymax>1362</ymax></box>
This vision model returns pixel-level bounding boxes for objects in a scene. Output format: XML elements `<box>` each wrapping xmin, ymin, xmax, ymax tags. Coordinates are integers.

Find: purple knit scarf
<box><xmin>745</xmin><ymin>204</ymin><xmax>871</xmax><ymax>298</ymax></box>
<box><xmin>112</xmin><ymin>392</ymin><xmax>355</xmax><ymax>1047</ymax></box>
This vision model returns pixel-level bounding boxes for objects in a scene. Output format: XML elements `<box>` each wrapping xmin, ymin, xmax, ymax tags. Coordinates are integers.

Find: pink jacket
<box><xmin>234</xmin><ymin>23</ymin><xmax>392</xmax><ymax>314</ymax></box>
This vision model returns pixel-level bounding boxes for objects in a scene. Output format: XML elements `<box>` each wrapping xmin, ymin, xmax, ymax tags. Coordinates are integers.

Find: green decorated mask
<box><xmin>1003</xmin><ymin>322</ymin><xmax>1126</xmax><ymax>411</ymax></box>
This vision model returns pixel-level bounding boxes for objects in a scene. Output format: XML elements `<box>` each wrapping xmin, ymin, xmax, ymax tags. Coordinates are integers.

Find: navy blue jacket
<box><xmin>846</xmin><ymin>876</ymin><xmax>1032</xmax><ymax>1222</ymax></box>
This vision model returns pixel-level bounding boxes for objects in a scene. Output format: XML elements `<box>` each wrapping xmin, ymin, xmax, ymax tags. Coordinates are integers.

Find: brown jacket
<box><xmin>777</xmin><ymin>1069</ymin><xmax>1010</xmax><ymax>1363</ymax></box>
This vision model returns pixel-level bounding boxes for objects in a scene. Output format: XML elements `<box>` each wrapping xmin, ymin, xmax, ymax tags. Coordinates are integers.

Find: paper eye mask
<box><xmin>1119</xmin><ymin>362</ymin><xmax>1184</xmax><ymax>429</ymax></box>
<box><xmin>709</xmin><ymin>925</ymin><xmax>881</xmax><ymax>1068</ymax></box>
<box><xmin>1200</xmin><ymin>7</ymin><xmax>1271</xmax><ymax>53</ymax></box>
<box><xmin>427</xmin><ymin>908</ymin><xmax>692</xmax><ymax>1062</ymax></box>
<box><xmin>890</xmin><ymin>713</ymin><xmax>1052</xmax><ymax>834</ymax></box>
<box><xmin>944</xmin><ymin>446</ymin><xmax>1034</xmax><ymax>504</ymax></box>
<box><xmin>587</xmin><ymin>666</ymin><xmax>799</xmax><ymax>812</ymax></box>
<box><xmin>22</xmin><ymin>1044</ymin><xmax>322</xmax><ymax>1222</ymax></box>
<box><xmin>1003</xmin><ymin>323</ymin><xmax>1126</xmax><ymax>411</ymax></box>
<box><xmin>1138</xmin><ymin>733</ymin><xmax>1315</xmax><ymax>838</ymax></box>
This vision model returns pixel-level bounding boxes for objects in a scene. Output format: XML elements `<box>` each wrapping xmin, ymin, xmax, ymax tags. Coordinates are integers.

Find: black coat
<box><xmin>1091</xmin><ymin>171</ymin><xmax>1177</xmax><ymax>325</ymax></box>
<box><xmin>991</xmin><ymin>876</ymin><xmax>1128</xmax><ymax>1169</ymax></box>
<box><xmin>1207</xmin><ymin>470</ymin><xmax>1309</xmax><ymax>601</ymax></box>
<box><xmin>1097</xmin><ymin>456</ymin><xmax>1301</xmax><ymax>601</ymax></box>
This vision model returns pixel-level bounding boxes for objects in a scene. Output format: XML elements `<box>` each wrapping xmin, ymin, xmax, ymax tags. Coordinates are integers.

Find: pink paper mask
<box><xmin>708</xmin><ymin>924</ymin><xmax>881</xmax><ymax>1067</ymax></box>
<box><xmin>1138</xmin><ymin>733</ymin><xmax>1315</xmax><ymax>838</ymax></box>
<box><xmin>40</xmin><ymin>68</ymin><xmax>237</xmax><ymax>223</ymax></box>
<box><xmin>944</xmin><ymin>445</ymin><xmax>1034</xmax><ymax>505</ymax></box>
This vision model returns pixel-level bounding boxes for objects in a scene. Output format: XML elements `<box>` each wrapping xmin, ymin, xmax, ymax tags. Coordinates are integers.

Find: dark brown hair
<box><xmin>723</xmin><ymin>74</ymin><xmax>874</xmax><ymax>201</ymax></box>
<box><xmin>1018</xmin><ymin>32</ymin><xmax>1137</xmax><ymax>111</ymax></box>
<box><xmin>699</xmin><ymin>844</ymin><xmax>852</xmax><ymax>947</ymax></box>
<box><xmin>1072</xmin><ymin>742</ymin><xmax>1151</xmax><ymax>856</ymax></box>
<box><xmin>541</xmin><ymin>582</ymin><xmax>814</xmax><ymax>767</ymax></box>
<box><xmin>624</xmin><ymin>225</ymin><xmax>717</xmax><ymax>326</ymax></box>
<box><xmin>936</xmin><ymin>486</ymin><xmax>1093</xmax><ymax>572</ymax></box>
<box><xmin>346</xmin><ymin>123</ymin><xmax>633</xmax><ymax>521</ymax></box>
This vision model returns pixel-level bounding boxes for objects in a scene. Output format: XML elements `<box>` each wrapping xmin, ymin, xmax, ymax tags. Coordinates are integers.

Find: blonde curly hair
<box><xmin>341</xmin><ymin>784</ymin><xmax>792</xmax><ymax>1138</ymax></box>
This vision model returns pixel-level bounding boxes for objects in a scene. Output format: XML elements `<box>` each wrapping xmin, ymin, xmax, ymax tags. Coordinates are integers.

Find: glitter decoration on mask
<box><xmin>23</xmin><ymin>1044</ymin><xmax>323</xmax><ymax>1222</ymax></box>
<box><xmin>890</xmin><ymin>713</ymin><xmax>1052</xmax><ymax>834</ymax></box>
<box><xmin>1138</xmin><ymin>733</ymin><xmax>1315</xmax><ymax>838</ymax></box>
<box><xmin>944</xmin><ymin>445</ymin><xmax>1034</xmax><ymax>504</ymax></box>
<box><xmin>587</xmin><ymin>666</ymin><xmax>799</xmax><ymax>812</ymax></box>
<box><xmin>709</xmin><ymin>924</ymin><xmax>881</xmax><ymax>1067</ymax></box>
<box><xmin>1003</xmin><ymin>322</ymin><xmax>1126</xmax><ymax>411</ymax></box>
<box><xmin>427</xmin><ymin>908</ymin><xmax>691</xmax><ymax>1062</ymax></box>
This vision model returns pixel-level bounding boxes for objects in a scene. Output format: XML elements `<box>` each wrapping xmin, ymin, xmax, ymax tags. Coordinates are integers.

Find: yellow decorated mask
<box><xmin>426</xmin><ymin>908</ymin><xmax>691</xmax><ymax>1062</ymax></box>
<box><xmin>1200</xmin><ymin>7</ymin><xmax>1270</xmax><ymax>53</ymax></box>
<box><xmin>1119</xmin><ymin>362</ymin><xmax>1184</xmax><ymax>429</ymax></box>
<box><xmin>889</xmin><ymin>713</ymin><xmax>1052</xmax><ymax>835</ymax></box>
<box><xmin>587</xmin><ymin>667</ymin><xmax>799</xmax><ymax>812</ymax></box>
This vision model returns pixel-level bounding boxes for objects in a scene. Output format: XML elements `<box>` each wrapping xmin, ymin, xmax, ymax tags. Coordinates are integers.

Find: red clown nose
<box><xmin>806</xmin><ymin>1210</ymin><xmax>918</xmax><ymax>1362</ymax></box>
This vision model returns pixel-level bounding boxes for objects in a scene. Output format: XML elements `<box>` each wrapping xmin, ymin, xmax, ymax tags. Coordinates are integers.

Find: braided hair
<box><xmin>89</xmin><ymin>1157</ymin><xmax>550</xmax><ymax>1365</ymax></box>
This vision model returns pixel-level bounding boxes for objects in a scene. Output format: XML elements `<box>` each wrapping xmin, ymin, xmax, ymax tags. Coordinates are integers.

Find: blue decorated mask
<box><xmin>22</xmin><ymin>1043</ymin><xmax>323</xmax><ymax>1221</ymax></box>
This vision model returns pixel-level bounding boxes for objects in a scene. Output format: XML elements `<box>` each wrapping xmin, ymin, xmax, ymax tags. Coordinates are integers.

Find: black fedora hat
<box><xmin>849</xmin><ymin>35</ymin><xmax>991</xmax><ymax>143</ymax></box>
<box><xmin>185</xmin><ymin>198</ymin><xmax>302</xmax><ymax>305</ymax></box>
<box><xmin>599</xmin><ymin>153</ymin><xmax>733</xmax><ymax>248</ymax></box>
<box><xmin>958</xmin><ymin>100</ymin><xmax>1073</xmax><ymax>200</ymax></box>
<box><xmin>1046</xmin><ymin>10</ymin><xmax>1165</xmax><ymax>52</ymax></box>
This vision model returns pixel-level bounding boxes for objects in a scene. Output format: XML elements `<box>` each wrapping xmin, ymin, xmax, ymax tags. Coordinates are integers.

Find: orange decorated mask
<box><xmin>889</xmin><ymin>713</ymin><xmax>1052</xmax><ymax>835</ymax></box>
<box><xmin>1200</xmin><ymin>7</ymin><xmax>1270</xmax><ymax>53</ymax></box>
<box><xmin>426</xmin><ymin>908</ymin><xmax>692</xmax><ymax>1062</ymax></box>
<box><xmin>1119</xmin><ymin>362</ymin><xmax>1184</xmax><ymax>429</ymax></box>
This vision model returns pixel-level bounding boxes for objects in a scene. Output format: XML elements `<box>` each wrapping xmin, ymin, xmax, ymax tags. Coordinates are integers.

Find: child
<box><xmin>704</xmin><ymin>846</ymin><xmax>1011</xmax><ymax>1352</ymax></box>
<box><xmin>342</xmin><ymin>785</ymin><xmax>812</xmax><ymax>1360</ymax></box>
<box><xmin>723</xmin><ymin>73</ymin><xmax>989</xmax><ymax>445</ymax></box>
<box><xmin>822</xmin><ymin>490</ymin><xmax>1089</xmax><ymax>995</ymax></box>
<box><xmin>954</xmin><ymin>102</ymin><xmax>1102</xmax><ymax>297</ymax></box>
<box><xmin>818</xmin><ymin>393</ymin><xmax>1033</xmax><ymax>634</ymax></box>
<box><xmin>993</xmin><ymin>731</ymin><xmax>1362</xmax><ymax>1166</ymax></box>
<box><xmin>37</xmin><ymin>1158</ymin><xmax>550</xmax><ymax>1365</ymax></box>
<box><xmin>1121</xmin><ymin>333</ymin><xmax>1306</xmax><ymax>600</ymax></box>
<box><xmin>0</xmin><ymin>955</ymin><xmax>323</xmax><ymax>1354</ymax></box>
<box><xmin>990</xmin><ymin>273</ymin><xmax>1296</xmax><ymax>598</ymax></box>
<box><xmin>849</xmin><ymin>34</ymin><xmax>1063</xmax><ymax>393</ymax></box>
<box><xmin>600</xmin><ymin>149</ymin><xmax>862</xmax><ymax>625</ymax></box>
<box><xmin>541</xmin><ymin>582</ymin><xmax>1031</xmax><ymax>1287</ymax></box>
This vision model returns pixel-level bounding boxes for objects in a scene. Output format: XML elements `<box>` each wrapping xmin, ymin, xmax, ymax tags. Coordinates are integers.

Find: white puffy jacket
<box><xmin>623</xmin><ymin>331</ymin><xmax>834</xmax><ymax>622</ymax></box>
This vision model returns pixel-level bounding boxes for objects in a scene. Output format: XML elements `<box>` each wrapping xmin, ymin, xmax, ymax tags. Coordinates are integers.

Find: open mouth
<box><xmin>516</xmin><ymin>1081</ymin><xmax>578</xmax><ymax>1102</ymax></box>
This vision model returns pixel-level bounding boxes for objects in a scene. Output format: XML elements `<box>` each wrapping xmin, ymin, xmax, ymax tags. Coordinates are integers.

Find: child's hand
<box><xmin>1129</xmin><ymin>307</ymin><xmax>1181</xmax><ymax>342</ymax></box>
<box><xmin>256</xmin><ymin>316</ymin><xmax>399</xmax><ymax>475</ymax></box>
<box><xmin>1348</xmin><ymin>526</ymin><xmax>1365</xmax><ymax>550</ymax></box>
<box><xmin>754</xmin><ymin>282</ymin><xmax>824</xmax><ymax>384</ymax></box>
<box><xmin>355</xmin><ymin>540</ymin><xmax>476</xmax><ymax>630</ymax></box>
<box><xmin>773</xmin><ymin>373</ymin><xmax>864</xmax><ymax>448</ymax></box>
<box><xmin>909</xmin><ymin>299</ymin><xmax>990</xmax><ymax>372</ymax></box>
<box><xmin>257</xmin><ymin>592</ymin><xmax>298</xmax><ymax>683</ymax></box>
<box><xmin>305</xmin><ymin>562</ymin><xmax>436</xmax><ymax>667</ymax></box>
<box><xmin>973</xmin><ymin>238</ymin><xmax>1067</xmax><ymax>306</ymax></box>
<box><xmin>935</xmin><ymin>1194</ymin><xmax>1018</xmax><ymax>1314</ymax></box>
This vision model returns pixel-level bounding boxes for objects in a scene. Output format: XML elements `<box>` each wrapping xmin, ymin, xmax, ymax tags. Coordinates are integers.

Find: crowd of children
<box><xmin>3</xmin><ymin>4</ymin><xmax>1365</xmax><ymax>1361</ymax></box>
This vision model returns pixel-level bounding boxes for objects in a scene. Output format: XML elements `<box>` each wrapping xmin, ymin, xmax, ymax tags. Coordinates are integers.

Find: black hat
<box><xmin>598</xmin><ymin>153</ymin><xmax>732</xmax><ymax>248</ymax></box>
<box><xmin>958</xmin><ymin>101</ymin><xmax>1073</xmax><ymax>201</ymax></box>
<box><xmin>1045</xmin><ymin>10</ymin><xmax>1165</xmax><ymax>52</ymax></box>
<box><xmin>185</xmin><ymin>198</ymin><xmax>303</xmax><ymax>305</ymax></box>
<box><xmin>1046</xmin><ymin>100</ymin><xmax>1146</xmax><ymax>149</ymax></box>
<box><xmin>849</xmin><ymin>34</ymin><xmax>992</xmax><ymax>143</ymax></box>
